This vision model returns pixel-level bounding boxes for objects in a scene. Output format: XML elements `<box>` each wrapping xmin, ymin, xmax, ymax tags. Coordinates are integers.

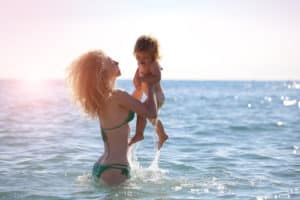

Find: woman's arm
<box><xmin>113</xmin><ymin>85</ymin><xmax>157</xmax><ymax>119</ymax></box>
<box><xmin>132</xmin><ymin>88</ymin><xmax>143</xmax><ymax>100</ymax></box>
<box><xmin>133</xmin><ymin>68</ymin><xmax>142</xmax><ymax>89</ymax></box>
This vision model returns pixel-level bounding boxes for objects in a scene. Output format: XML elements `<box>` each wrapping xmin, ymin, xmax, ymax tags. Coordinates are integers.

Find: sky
<box><xmin>0</xmin><ymin>0</ymin><xmax>299</xmax><ymax>80</ymax></box>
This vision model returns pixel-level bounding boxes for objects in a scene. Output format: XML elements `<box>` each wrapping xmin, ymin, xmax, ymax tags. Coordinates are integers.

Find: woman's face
<box><xmin>103</xmin><ymin>56</ymin><xmax>121</xmax><ymax>79</ymax></box>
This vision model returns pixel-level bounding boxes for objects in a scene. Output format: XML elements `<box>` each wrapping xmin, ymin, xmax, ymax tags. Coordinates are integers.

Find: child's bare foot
<box><xmin>128</xmin><ymin>135</ymin><xmax>144</xmax><ymax>146</ymax></box>
<box><xmin>158</xmin><ymin>134</ymin><xmax>168</xmax><ymax>150</ymax></box>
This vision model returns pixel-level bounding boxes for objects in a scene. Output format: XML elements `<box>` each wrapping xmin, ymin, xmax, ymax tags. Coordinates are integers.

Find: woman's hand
<box><xmin>143</xmin><ymin>79</ymin><xmax>155</xmax><ymax>88</ymax></box>
<box><xmin>133</xmin><ymin>69</ymin><xmax>142</xmax><ymax>89</ymax></box>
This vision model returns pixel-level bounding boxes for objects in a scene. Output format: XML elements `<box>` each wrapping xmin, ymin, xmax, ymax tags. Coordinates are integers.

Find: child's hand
<box><xmin>150</xmin><ymin>61</ymin><xmax>160</xmax><ymax>70</ymax></box>
<box><xmin>138</xmin><ymin>67</ymin><xmax>146</xmax><ymax>77</ymax></box>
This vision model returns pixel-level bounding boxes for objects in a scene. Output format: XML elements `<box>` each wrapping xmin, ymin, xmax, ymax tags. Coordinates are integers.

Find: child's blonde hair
<box><xmin>134</xmin><ymin>35</ymin><xmax>160</xmax><ymax>61</ymax></box>
<box><xmin>66</xmin><ymin>50</ymin><xmax>111</xmax><ymax>118</ymax></box>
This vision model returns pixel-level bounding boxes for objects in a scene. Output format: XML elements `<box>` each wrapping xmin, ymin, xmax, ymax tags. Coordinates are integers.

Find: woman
<box><xmin>67</xmin><ymin>50</ymin><xmax>157</xmax><ymax>185</ymax></box>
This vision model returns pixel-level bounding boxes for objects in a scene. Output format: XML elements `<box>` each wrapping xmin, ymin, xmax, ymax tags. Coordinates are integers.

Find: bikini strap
<box><xmin>109</xmin><ymin>164</ymin><xmax>130</xmax><ymax>177</ymax></box>
<box><xmin>101</xmin><ymin>111</ymin><xmax>135</xmax><ymax>131</ymax></box>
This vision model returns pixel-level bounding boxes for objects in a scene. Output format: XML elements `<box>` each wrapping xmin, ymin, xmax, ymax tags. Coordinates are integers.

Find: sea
<box><xmin>0</xmin><ymin>80</ymin><xmax>299</xmax><ymax>200</ymax></box>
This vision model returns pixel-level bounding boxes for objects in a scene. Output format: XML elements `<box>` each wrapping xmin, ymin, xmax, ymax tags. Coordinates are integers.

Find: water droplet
<box><xmin>276</xmin><ymin>121</ymin><xmax>283</xmax><ymax>126</ymax></box>
<box><xmin>283</xmin><ymin>99</ymin><xmax>297</xmax><ymax>106</ymax></box>
<box><xmin>264</xmin><ymin>96</ymin><xmax>272</xmax><ymax>102</ymax></box>
<box><xmin>173</xmin><ymin>186</ymin><xmax>182</xmax><ymax>191</ymax></box>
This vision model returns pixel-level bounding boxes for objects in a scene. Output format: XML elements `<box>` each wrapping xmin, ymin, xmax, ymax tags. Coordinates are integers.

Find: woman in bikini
<box><xmin>67</xmin><ymin>50</ymin><xmax>157</xmax><ymax>185</ymax></box>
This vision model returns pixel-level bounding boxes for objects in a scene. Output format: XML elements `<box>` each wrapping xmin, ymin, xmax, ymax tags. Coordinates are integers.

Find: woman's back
<box><xmin>98</xmin><ymin>94</ymin><xmax>131</xmax><ymax>164</ymax></box>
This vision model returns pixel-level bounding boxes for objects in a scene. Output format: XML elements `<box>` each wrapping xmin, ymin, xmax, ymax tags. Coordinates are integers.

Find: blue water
<box><xmin>0</xmin><ymin>80</ymin><xmax>299</xmax><ymax>200</ymax></box>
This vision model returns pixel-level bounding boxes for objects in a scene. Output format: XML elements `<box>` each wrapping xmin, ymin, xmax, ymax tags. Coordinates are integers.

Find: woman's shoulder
<box><xmin>110</xmin><ymin>89</ymin><xmax>135</xmax><ymax>111</ymax></box>
<box><xmin>111</xmin><ymin>89</ymin><xmax>131</xmax><ymax>101</ymax></box>
<box><xmin>112</xmin><ymin>89</ymin><xmax>128</xmax><ymax>96</ymax></box>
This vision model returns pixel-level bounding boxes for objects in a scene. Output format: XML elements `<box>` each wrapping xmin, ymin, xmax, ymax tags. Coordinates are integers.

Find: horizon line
<box><xmin>0</xmin><ymin>78</ymin><xmax>299</xmax><ymax>82</ymax></box>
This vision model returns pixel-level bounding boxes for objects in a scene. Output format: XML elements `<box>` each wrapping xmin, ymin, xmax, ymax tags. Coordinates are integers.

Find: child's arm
<box><xmin>139</xmin><ymin>61</ymin><xmax>161</xmax><ymax>84</ymax></box>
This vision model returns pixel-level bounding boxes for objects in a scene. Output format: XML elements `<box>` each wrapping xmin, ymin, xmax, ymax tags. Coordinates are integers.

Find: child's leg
<box><xmin>152</xmin><ymin>92</ymin><xmax>168</xmax><ymax>149</ymax></box>
<box><xmin>150</xmin><ymin>118</ymin><xmax>168</xmax><ymax>150</ymax></box>
<box><xmin>128</xmin><ymin>114</ymin><xmax>147</xmax><ymax>146</ymax></box>
<box><xmin>156</xmin><ymin>119</ymin><xmax>168</xmax><ymax>150</ymax></box>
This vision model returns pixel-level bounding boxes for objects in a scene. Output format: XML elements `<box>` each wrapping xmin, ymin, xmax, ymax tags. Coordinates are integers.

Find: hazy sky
<box><xmin>1</xmin><ymin>0</ymin><xmax>299</xmax><ymax>80</ymax></box>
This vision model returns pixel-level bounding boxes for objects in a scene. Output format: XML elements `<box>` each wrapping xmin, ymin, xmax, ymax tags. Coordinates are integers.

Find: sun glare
<box><xmin>21</xmin><ymin>69</ymin><xmax>49</xmax><ymax>83</ymax></box>
<box><xmin>18</xmin><ymin>70</ymin><xmax>49</xmax><ymax>91</ymax></box>
<box><xmin>24</xmin><ymin>75</ymin><xmax>44</xmax><ymax>83</ymax></box>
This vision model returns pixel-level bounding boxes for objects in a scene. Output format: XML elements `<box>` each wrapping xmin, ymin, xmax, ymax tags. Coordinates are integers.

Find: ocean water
<box><xmin>0</xmin><ymin>80</ymin><xmax>300</xmax><ymax>200</ymax></box>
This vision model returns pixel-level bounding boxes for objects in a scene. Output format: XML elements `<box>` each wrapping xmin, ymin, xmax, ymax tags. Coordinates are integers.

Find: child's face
<box><xmin>135</xmin><ymin>51</ymin><xmax>153</xmax><ymax>69</ymax></box>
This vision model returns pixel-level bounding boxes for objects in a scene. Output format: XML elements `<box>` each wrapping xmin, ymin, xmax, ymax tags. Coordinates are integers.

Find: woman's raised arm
<box><xmin>113</xmin><ymin>86</ymin><xmax>157</xmax><ymax>118</ymax></box>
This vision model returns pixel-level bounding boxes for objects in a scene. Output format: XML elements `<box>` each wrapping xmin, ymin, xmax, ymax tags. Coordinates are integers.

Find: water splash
<box><xmin>76</xmin><ymin>173</ymin><xmax>92</xmax><ymax>185</ymax></box>
<box><xmin>149</xmin><ymin>150</ymin><xmax>160</xmax><ymax>170</ymax></box>
<box><xmin>128</xmin><ymin>143</ymin><xmax>141</xmax><ymax>170</ymax></box>
<box><xmin>127</xmin><ymin>122</ymin><xmax>168</xmax><ymax>184</ymax></box>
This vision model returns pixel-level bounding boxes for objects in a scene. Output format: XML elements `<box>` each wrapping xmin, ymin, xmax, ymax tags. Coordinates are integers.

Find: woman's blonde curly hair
<box><xmin>67</xmin><ymin>50</ymin><xmax>111</xmax><ymax>118</ymax></box>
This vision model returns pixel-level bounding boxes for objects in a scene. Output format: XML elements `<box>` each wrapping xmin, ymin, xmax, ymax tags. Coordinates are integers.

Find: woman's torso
<box><xmin>98</xmin><ymin>95</ymin><xmax>131</xmax><ymax>165</ymax></box>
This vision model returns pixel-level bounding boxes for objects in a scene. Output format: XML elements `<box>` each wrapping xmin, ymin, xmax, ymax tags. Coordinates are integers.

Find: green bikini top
<box><xmin>101</xmin><ymin>111</ymin><xmax>135</xmax><ymax>142</ymax></box>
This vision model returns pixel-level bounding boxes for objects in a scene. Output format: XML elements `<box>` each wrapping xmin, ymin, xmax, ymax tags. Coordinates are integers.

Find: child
<box><xmin>128</xmin><ymin>35</ymin><xmax>168</xmax><ymax>150</ymax></box>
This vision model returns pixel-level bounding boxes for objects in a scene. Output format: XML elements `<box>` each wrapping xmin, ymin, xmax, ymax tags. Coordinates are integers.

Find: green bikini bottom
<box><xmin>92</xmin><ymin>163</ymin><xmax>130</xmax><ymax>179</ymax></box>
